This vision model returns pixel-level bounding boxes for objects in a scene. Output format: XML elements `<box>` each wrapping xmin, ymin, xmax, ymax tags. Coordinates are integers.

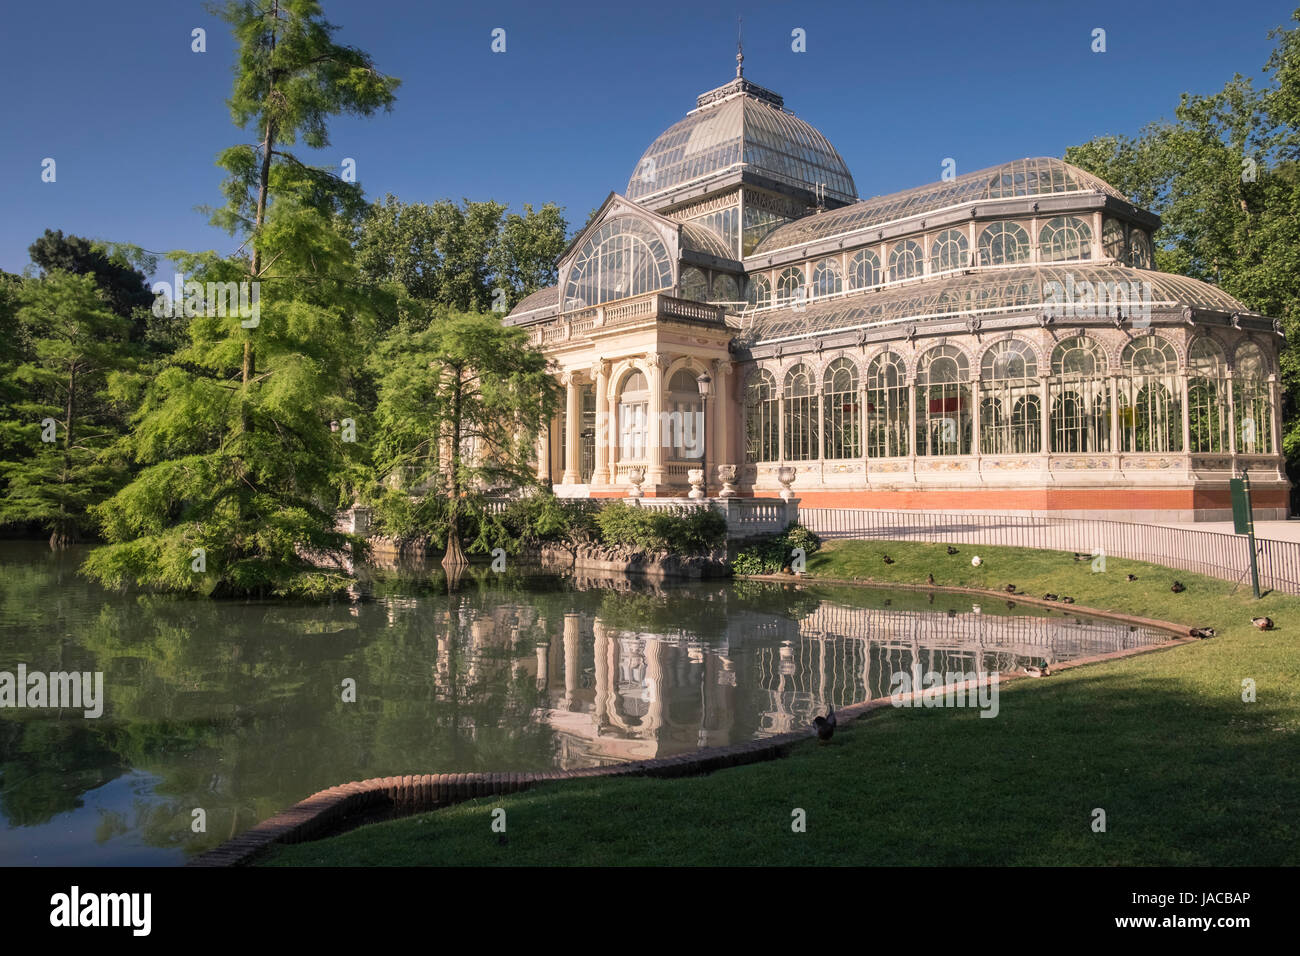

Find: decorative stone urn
<box><xmin>625</xmin><ymin>466</ymin><xmax>645</xmax><ymax>499</ymax></box>
<box><xmin>716</xmin><ymin>464</ymin><xmax>738</xmax><ymax>498</ymax></box>
<box><xmin>687</xmin><ymin>468</ymin><xmax>705</xmax><ymax>500</ymax></box>
<box><xmin>776</xmin><ymin>465</ymin><xmax>797</xmax><ymax>501</ymax></box>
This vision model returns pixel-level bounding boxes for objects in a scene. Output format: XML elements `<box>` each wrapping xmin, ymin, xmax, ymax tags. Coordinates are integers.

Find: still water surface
<box><xmin>0</xmin><ymin>542</ymin><xmax>1167</xmax><ymax>865</ymax></box>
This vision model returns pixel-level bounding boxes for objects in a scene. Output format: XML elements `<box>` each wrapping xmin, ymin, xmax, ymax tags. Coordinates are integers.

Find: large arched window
<box><xmin>776</xmin><ymin>266</ymin><xmax>806</xmax><ymax>307</ymax></box>
<box><xmin>1039</xmin><ymin>216</ymin><xmax>1093</xmax><ymax>262</ymax></box>
<box><xmin>783</xmin><ymin>365</ymin><xmax>818</xmax><ymax>461</ymax></box>
<box><xmin>980</xmin><ymin>339</ymin><xmax>1040</xmax><ymax>454</ymax></box>
<box><xmin>1188</xmin><ymin>337</ymin><xmax>1227</xmax><ymax>453</ymax></box>
<box><xmin>1102</xmin><ymin>217</ymin><xmax>1126</xmax><ymax>261</ymax></box>
<box><xmin>617</xmin><ymin>369</ymin><xmax>650</xmax><ymax>461</ymax></box>
<box><xmin>1119</xmin><ymin>335</ymin><xmax>1182</xmax><ymax>452</ymax></box>
<box><xmin>811</xmin><ymin>257</ymin><xmax>843</xmax><ymax>298</ymax></box>
<box><xmin>666</xmin><ymin>368</ymin><xmax>704</xmax><ymax>460</ymax></box>
<box><xmin>978</xmin><ymin>222</ymin><xmax>1031</xmax><ymax>265</ymax></box>
<box><xmin>711</xmin><ymin>274</ymin><xmax>740</xmax><ymax>306</ymax></box>
<box><xmin>1050</xmin><ymin>336</ymin><xmax>1110</xmax><ymax>452</ymax></box>
<box><xmin>679</xmin><ymin>266</ymin><xmax>708</xmax><ymax>302</ymax></box>
<box><xmin>746</xmin><ymin>273</ymin><xmax>772</xmax><ymax>310</ymax></box>
<box><xmin>1128</xmin><ymin>230</ymin><xmax>1154</xmax><ymax>269</ymax></box>
<box><xmin>930</xmin><ymin>229</ymin><xmax>969</xmax><ymax>273</ymax></box>
<box><xmin>888</xmin><ymin>240</ymin><xmax>923</xmax><ymax>282</ymax></box>
<box><xmin>746</xmin><ymin>370</ymin><xmax>780</xmax><ymax>463</ymax></box>
<box><xmin>848</xmin><ymin>248</ymin><xmax>881</xmax><ymax>290</ymax></box>
<box><xmin>563</xmin><ymin>217</ymin><xmax>673</xmax><ymax>309</ymax></box>
<box><xmin>866</xmin><ymin>352</ymin><xmax>908</xmax><ymax>458</ymax></box>
<box><xmin>822</xmin><ymin>358</ymin><xmax>860</xmax><ymax>460</ymax></box>
<box><xmin>915</xmin><ymin>345</ymin><xmax>971</xmax><ymax>456</ymax></box>
<box><xmin>1234</xmin><ymin>342</ymin><xmax>1274</xmax><ymax>454</ymax></box>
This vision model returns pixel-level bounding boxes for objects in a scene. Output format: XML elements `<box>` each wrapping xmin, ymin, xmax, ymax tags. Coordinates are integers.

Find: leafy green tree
<box><xmin>27</xmin><ymin>230</ymin><xmax>155</xmax><ymax>341</ymax></box>
<box><xmin>368</xmin><ymin>312</ymin><xmax>559</xmax><ymax>568</ymax></box>
<box><xmin>82</xmin><ymin>0</ymin><xmax>399</xmax><ymax>597</ymax></box>
<box><xmin>0</xmin><ymin>272</ymin><xmax>133</xmax><ymax>546</ymax></box>
<box><xmin>355</xmin><ymin>196</ymin><xmax>567</xmax><ymax>327</ymax></box>
<box><xmin>1065</xmin><ymin>8</ymin><xmax>1300</xmax><ymax>484</ymax></box>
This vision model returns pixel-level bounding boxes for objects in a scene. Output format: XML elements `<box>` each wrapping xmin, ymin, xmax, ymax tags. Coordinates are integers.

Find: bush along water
<box><xmin>731</xmin><ymin>523</ymin><xmax>822</xmax><ymax>575</ymax></box>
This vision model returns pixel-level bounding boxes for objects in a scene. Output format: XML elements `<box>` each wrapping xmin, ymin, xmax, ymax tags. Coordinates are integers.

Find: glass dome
<box><xmin>626</xmin><ymin>78</ymin><xmax>856</xmax><ymax>208</ymax></box>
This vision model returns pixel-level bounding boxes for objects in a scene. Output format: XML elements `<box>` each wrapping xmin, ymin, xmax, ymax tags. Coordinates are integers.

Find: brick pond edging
<box><xmin>188</xmin><ymin>587</ymin><xmax>1198</xmax><ymax>867</ymax></box>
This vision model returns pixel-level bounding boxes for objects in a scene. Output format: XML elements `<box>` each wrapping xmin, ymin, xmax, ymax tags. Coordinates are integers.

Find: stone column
<box><xmin>561</xmin><ymin>372</ymin><xmax>582</xmax><ymax>486</ymax></box>
<box><xmin>713</xmin><ymin>359</ymin><xmax>733</xmax><ymax>491</ymax></box>
<box><xmin>1040</xmin><ymin>377</ymin><xmax>1052</xmax><ymax>458</ymax></box>
<box><xmin>536</xmin><ymin>418</ymin><xmax>551</xmax><ymax>486</ymax></box>
<box><xmin>646</xmin><ymin>352</ymin><xmax>668</xmax><ymax>490</ymax></box>
<box><xmin>1181</xmin><ymin>368</ymin><xmax>1192</xmax><ymax>455</ymax></box>
<box><xmin>593</xmin><ymin>360</ymin><xmax>610</xmax><ymax>488</ymax></box>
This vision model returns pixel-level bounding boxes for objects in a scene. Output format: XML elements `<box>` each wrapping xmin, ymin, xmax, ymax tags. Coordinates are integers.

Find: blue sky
<box><xmin>0</xmin><ymin>0</ymin><xmax>1294</xmax><ymax>280</ymax></box>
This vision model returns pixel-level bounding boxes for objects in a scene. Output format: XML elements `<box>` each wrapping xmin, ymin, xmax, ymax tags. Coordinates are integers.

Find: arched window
<box><xmin>666</xmin><ymin>368</ymin><xmax>704</xmax><ymax>460</ymax></box>
<box><xmin>866</xmin><ymin>352</ymin><xmax>908</xmax><ymax>458</ymax></box>
<box><xmin>776</xmin><ymin>266</ymin><xmax>806</xmax><ymax>307</ymax></box>
<box><xmin>811</xmin><ymin>257</ymin><xmax>843</xmax><ymax>298</ymax></box>
<box><xmin>617</xmin><ymin>369</ymin><xmax>650</xmax><ymax>461</ymax></box>
<box><xmin>563</xmin><ymin>217</ymin><xmax>673</xmax><ymax>308</ymax></box>
<box><xmin>1102</xmin><ymin>217</ymin><xmax>1126</xmax><ymax>261</ymax></box>
<box><xmin>1234</xmin><ymin>342</ymin><xmax>1274</xmax><ymax>454</ymax></box>
<box><xmin>848</xmin><ymin>248</ymin><xmax>881</xmax><ymax>289</ymax></box>
<box><xmin>822</xmin><ymin>358</ymin><xmax>860</xmax><ymax>460</ymax></box>
<box><xmin>679</xmin><ymin>266</ymin><xmax>708</xmax><ymax>302</ymax></box>
<box><xmin>980</xmin><ymin>339</ymin><xmax>1040</xmax><ymax>454</ymax></box>
<box><xmin>1119</xmin><ymin>335</ymin><xmax>1181</xmax><ymax>452</ymax></box>
<box><xmin>915</xmin><ymin>345</ymin><xmax>971</xmax><ymax>455</ymax></box>
<box><xmin>746</xmin><ymin>273</ymin><xmax>772</xmax><ymax>310</ymax></box>
<box><xmin>1128</xmin><ymin>229</ymin><xmax>1153</xmax><ymax>269</ymax></box>
<box><xmin>978</xmin><ymin>222</ymin><xmax>1031</xmax><ymax>265</ymax></box>
<box><xmin>746</xmin><ymin>369</ymin><xmax>780</xmax><ymax>463</ymax></box>
<box><xmin>1050</xmin><ymin>336</ymin><xmax>1110</xmax><ymax>452</ymax></box>
<box><xmin>711</xmin><ymin>274</ymin><xmax>740</xmax><ymax>305</ymax></box>
<box><xmin>783</xmin><ymin>365</ymin><xmax>818</xmax><ymax>461</ymax></box>
<box><xmin>1188</xmin><ymin>337</ymin><xmax>1227</xmax><ymax>453</ymax></box>
<box><xmin>930</xmin><ymin>229</ymin><xmax>969</xmax><ymax>273</ymax></box>
<box><xmin>888</xmin><ymin>240</ymin><xmax>923</xmax><ymax>282</ymax></box>
<box><xmin>1039</xmin><ymin>216</ymin><xmax>1093</xmax><ymax>262</ymax></box>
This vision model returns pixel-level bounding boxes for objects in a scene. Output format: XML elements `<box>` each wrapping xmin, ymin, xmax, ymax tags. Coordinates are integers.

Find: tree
<box><xmin>1065</xmin><ymin>8</ymin><xmax>1300</xmax><ymax>493</ymax></box>
<box><xmin>369</xmin><ymin>312</ymin><xmax>559</xmax><ymax>569</ymax></box>
<box><xmin>81</xmin><ymin>0</ymin><xmax>399</xmax><ymax>597</ymax></box>
<box><xmin>355</xmin><ymin>196</ymin><xmax>567</xmax><ymax>328</ymax></box>
<box><xmin>0</xmin><ymin>272</ymin><xmax>133</xmax><ymax>547</ymax></box>
<box><xmin>27</xmin><ymin>230</ymin><xmax>155</xmax><ymax>341</ymax></box>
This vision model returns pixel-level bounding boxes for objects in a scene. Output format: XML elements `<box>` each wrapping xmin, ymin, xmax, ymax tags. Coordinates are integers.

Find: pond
<box><xmin>0</xmin><ymin>541</ymin><xmax>1169</xmax><ymax>865</ymax></box>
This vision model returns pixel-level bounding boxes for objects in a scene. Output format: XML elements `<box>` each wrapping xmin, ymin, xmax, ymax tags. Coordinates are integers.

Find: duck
<box><xmin>1043</xmin><ymin>593</ymin><xmax>1059</xmax><ymax>602</ymax></box>
<box><xmin>1251</xmin><ymin>617</ymin><xmax>1274</xmax><ymax>630</ymax></box>
<box><xmin>1061</xmin><ymin>596</ymin><xmax>1076</xmax><ymax>605</ymax></box>
<box><xmin>883</xmin><ymin>598</ymin><xmax>892</xmax><ymax>607</ymax></box>
<box><xmin>1171</xmin><ymin>581</ymin><xmax>1186</xmax><ymax>593</ymax></box>
<box><xmin>883</xmin><ymin>554</ymin><xmax>895</xmax><ymax>565</ymax></box>
<box><xmin>814</xmin><ymin>707</ymin><xmax>836</xmax><ymax>742</ymax></box>
<box><xmin>1004</xmin><ymin>583</ymin><xmax>1017</xmax><ymax>594</ymax></box>
<box><xmin>927</xmin><ymin>573</ymin><xmax>936</xmax><ymax>586</ymax></box>
<box><xmin>1024</xmin><ymin>659</ymin><xmax>1052</xmax><ymax>678</ymax></box>
<box><xmin>1126</xmin><ymin>574</ymin><xmax>1138</xmax><ymax>582</ymax></box>
<box><xmin>946</xmin><ymin>546</ymin><xmax>959</xmax><ymax>555</ymax></box>
<box><xmin>1189</xmin><ymin>627</ymin><xmax>1216</xmax><ymax>639</ymax></box>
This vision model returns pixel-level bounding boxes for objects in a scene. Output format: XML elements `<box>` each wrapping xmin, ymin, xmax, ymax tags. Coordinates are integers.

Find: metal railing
<box><xmin>799</xmin><ymin>507</ymin><xmax>1300</xmax><ymax>594</ymax></box>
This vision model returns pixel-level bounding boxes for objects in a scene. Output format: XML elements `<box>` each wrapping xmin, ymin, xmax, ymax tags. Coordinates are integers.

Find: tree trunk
<box><xmin>441</xmin><ymin>369</ymin><xmax>469</xmax><ymax>571</ymax></box>
<box><xmin>246</xmin><ymin>0</ymin><xmax>278</xmax><ymax>385</ymax></box>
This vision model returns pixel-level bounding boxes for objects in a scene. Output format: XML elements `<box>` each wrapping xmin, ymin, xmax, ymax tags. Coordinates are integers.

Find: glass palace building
<box><xmin>505</xmin><ymin>62</ymin><xmax>1289</xmax><ymax>521</ymax></box>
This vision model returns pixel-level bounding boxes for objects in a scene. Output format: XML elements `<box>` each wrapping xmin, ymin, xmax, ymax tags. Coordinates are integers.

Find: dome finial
<box><xmin>736</xmin><ymin>16</ymin><xmax>744</xmax><ymax>77</ymax></box>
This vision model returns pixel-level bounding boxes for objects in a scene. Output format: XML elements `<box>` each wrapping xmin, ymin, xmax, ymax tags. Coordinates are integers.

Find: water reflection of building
<box><xmin>518</xmin><ymin>599</ymin><xmax>1164</xmax><ymax>770</ymax></box>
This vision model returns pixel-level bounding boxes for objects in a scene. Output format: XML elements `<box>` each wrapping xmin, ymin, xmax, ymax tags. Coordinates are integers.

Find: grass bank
<box><xmin>260</xmin><ymin>540</ymin><xmax>1299</xmax><ymax>866</ymax></box>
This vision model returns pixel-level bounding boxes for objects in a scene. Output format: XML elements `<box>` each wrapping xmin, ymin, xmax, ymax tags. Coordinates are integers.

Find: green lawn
<box><xmin>261</xmin><ymin>540</ymin><xmax>1299</xmax><ymax>866</ymax></box>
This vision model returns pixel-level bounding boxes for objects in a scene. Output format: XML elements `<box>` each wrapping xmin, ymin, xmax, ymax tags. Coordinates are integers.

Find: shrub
<box><xmin>594</xmin><ymin>501</ymin><xmax>726</xmax><ymax>554</ymax></box>
<box><xmin>732</xmin><ymin>522</ymin><xmax>821</xmax><ymax>575</ymax></box>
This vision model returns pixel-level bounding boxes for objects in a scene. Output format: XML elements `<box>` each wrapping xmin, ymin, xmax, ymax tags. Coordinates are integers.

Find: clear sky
<box><xmin>0</xmin><ymin>0</ymin><xmax>1294</xmax><ymax>280</ymax></box>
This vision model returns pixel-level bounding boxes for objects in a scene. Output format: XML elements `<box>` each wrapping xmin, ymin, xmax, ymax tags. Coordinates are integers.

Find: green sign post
<box><xmin>1230</xmin><ymin>473</ymin><xmax>1261</xmax><ymax>599</ymax></box>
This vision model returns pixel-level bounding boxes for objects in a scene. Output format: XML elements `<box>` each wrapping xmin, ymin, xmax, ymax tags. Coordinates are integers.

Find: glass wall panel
<box><xmin>930</xmin><ymin>229</ymin><xmax>969</xmax><ymax>273</ymax></box>
<box><xmin>564</xmin><ymin>217</ymin><xmax>673</xmax><ymax>309</ymax></box>
<box><xmin>1050</xmin><ymin>336</ymin><xmax>1110</xmax><ymax>452</ymax></box>
<box><xmin>783</xmin><ymin>364</ymin><xmax>818</xmax><ymax>460</ymax></box>
<box><xmin>1118</xmin><ymin>335</ymin><xmax>1182</xmax><ymax>452</ymax></box>
<box><xmin>979</xmin><ymin>339</ymin><xmax>1040</xmax><ymax>453</ymax></box>
<box><xmin>822</xmin><ymin>357</ymin><xmax>860</xmax><ymax>459</ymax></box>
<box><xmin>1188</xmin><ymin>337</ymin><xmax>1227</xmax><ymax>453</ymax></box>
<box><xmin>1039</xmin><ymin>216</ymin><xmax>1093</xmax><ymax>262</ymax></box>
<box><xmin>848</xmin><ymin>248</ymin><xmax>881</xmax><ymax>289</ymax></box>
<box><xmin>1234</xmin><ymin>342</ymin><xmax>1274</xmax><ymax>454</ymax></box>
<box><xmin>915</xmin><ymin>345</ymin><xmax>971</xmax><ymax>455</ymax></box>
<box><xmin>978</xmin><ymin>221</ymin><xmax>1031</xmax><ymax>265</ymax></box>
<box><xmin>746</xmin><ymin>369</ymin><xmax>780</xmax><ymax>462</ymax></box>
<box><xmin>866</xmin><ymin>352</ymin><xmax>908</xmax><ymax>457</ymax></box>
